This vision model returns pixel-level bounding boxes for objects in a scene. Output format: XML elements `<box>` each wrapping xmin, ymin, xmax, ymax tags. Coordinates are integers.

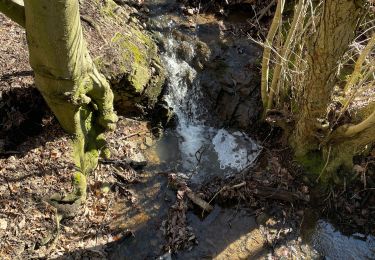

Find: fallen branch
<box><xmin>121</xmin><ymin>131</ymin><xmax>147</xmax><ymax>140</ymax></box>
<box><xmin>168</xmin><ymin>173</ymin><xmax>213</xmax><ymax>213</ymax></box>
<box><xmin>186</xmin><ymin>190</ymin><xmax>213</xmax><ymax>212</ymax></box>
<box><xmin>253</xmin><ymin>186</ymin><xmax>309</xmax><ymax>202</ymax></box>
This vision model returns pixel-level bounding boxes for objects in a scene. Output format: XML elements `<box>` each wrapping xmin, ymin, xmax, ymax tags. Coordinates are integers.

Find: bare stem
<box><xmin>261</xmin><ymin>0</ymin><xmax>285</xmax><ymax>110</ymax></box>
<box><xmin>268</xmin><ymin>0</ymin><xmax>305</xmax><ymax>110</ymax></box>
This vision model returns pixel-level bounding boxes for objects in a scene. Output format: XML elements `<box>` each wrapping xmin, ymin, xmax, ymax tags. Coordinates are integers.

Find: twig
<box><xmin>204</xmin><ymin>181</ymin><xmax>247</xmax><ymax>216</ymax></box>
<box><xmin>231</xmin><ymin>181</ymin><xmax>246</xmax><ymax>189</ymax></box>
<box><xmin>168</xmin><ymin>173</ymin><xmax>213</xmax><ymax>213</ymax></box>
<box><xmin>350</xmin><ymin>188</ymin><xmax>375</xmax><ymax>199</ymax></box>
<box><xmin>121</xmin><ymin>131</ymin><xmax>146</xmax><ymax>140</ymax></box>
<box><xmin>316</xmin><ymin>145</ymin><xmax>332</xmax><ymax>183</ymax></box>
<box><xmin>253</xmin><ymin>186</ymin><xmax>308</xmax><ymax>202</ymax></box>
<box><xmin>255</xmin><ymin>0</ymin><xmax>276</xmax><ymax>21</ymax></box>
<box><xmin>2</xmin><ymin>175</ymin><xmax>13</xmax><ymax>196</ymax></box>
<box><xmin>80</xmin><ymin>15</ymin><xmax>107</xmax><ymax>44</ymax></box>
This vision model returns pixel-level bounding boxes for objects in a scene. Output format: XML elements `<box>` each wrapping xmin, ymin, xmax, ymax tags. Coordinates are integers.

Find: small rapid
<box><xmin>159</xmin><ymin>35</ymin><xmax>261</xmax><ymax>183</ymax></box>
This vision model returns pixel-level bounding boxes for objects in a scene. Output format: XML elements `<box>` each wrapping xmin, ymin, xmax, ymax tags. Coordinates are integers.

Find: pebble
<box><xmin>141</xmin><ymin>7</ymin><xmax>150</xmax><ymax>13</ymax></box>
<box><xmin>186</xmin><ymin>8</ymin><xmax>194</xmax><ymax>15</ymax></box>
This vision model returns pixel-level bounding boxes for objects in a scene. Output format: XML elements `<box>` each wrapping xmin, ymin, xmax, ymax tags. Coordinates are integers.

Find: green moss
<box><xmin>99</xmin><ymin>0</ymin><xmax>119</xmax><ymax>20</ymax></box>
<box><xmin>93</xmin><ymin>56</ymin><xmax>105</xmax><ymax>70</ymax></box>
<box><xmin>88</xmin><ymin>0</ymin><xmax>165</xmax><ymax>115</ymax></box>
<box><xmin>111</xmin><ymin>32</ymin><xmax>151</xmax><ymax>93</ymax></box>
<box><xmin>296</xmin><ymin>150</ymin><xmax>325</xmax><ymax>182</ymax></box>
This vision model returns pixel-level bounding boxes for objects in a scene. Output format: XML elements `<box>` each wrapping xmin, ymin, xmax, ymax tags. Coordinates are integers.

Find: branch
<box><xmin>267</xmin><ymin>0</ymin><xmax>305</xmax><ymax>110</ymax></box>
<box><xmin>342</xmin><ymin>110</ymin><xmax>375</xmax><ymax>137</ymax></box>
<box><xmin>338</xmin><ymin>33</ymin><xmax>375</xmax><ymax>114</ymax></box>
<box><xmin>0</xmin><ymin>0</ymin><xmax>25</xmax><ymax>27</ymax></box>
<box><xmin>332</xmin><ymin>109</ymin><xmax>375</xmax><ymax>141</ymax></box>
<box><xmin>261</xmin><ymin>0</ymin><xmax>285</xmax><ymax>110</ymax></box>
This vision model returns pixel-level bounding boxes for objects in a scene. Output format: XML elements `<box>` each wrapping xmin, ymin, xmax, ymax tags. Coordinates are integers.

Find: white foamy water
<box><xmin>212</xmin><ymin>129</ymin><xmax>260</xmax><ymax>171</ymax></box>
<box><xmin>161</xmin><ymin>36</ymin><xmax>261</xmax><ymax>181</ymax></box>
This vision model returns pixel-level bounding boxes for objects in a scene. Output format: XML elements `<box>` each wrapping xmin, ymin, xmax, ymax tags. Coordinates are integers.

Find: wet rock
<box><xmin>256</xmin><ymin>212</ymin><xmax>269</xmax><ymax>225</ymax></box>
<box><xmin>151</xmin><ymin>100</ymin><xmax>174</xmax><ymax>128</ymax></box>
<box><xmin>215</xmin><ymin>91</ymin><xmax>240</xmax><ymax>122</ymax></box>
<box><xmin>198</xmin><ymin>37</ymin><xmax>262</xmax><ymax>128</ymax></box>
<box><xmin>185</xmin><ymin>8</ymin><xmax>195</xmax><ymax>15</ymax></box>
<box><xmin>176</xmin><ymin>41</ymin><xmax>195</xmax><ymax>62</ymax></box>
<box><xmin>123</xmin><ymin>141</ymin><xmax>148</xmax><ymax>167</ymax></box>
<box><xmin>141</xmin><ymin>6</ymin><xmax>150</xmax><ymax>13</ymax></box>
<box><xmin>158</xmin><ymin>252</ymin><xmax>172</xmax><ymax>260</ymax></box>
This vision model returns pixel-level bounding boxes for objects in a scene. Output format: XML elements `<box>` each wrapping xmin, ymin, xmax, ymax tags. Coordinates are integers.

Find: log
<box><xmin>253</xmin><ymin>186</ymin><xmax>308</xmax><ymax>202</ymax></box>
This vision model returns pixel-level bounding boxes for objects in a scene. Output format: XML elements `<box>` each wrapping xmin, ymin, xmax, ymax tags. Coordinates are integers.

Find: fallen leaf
<box><xmin>0</xmin><ymin>218</ymin><xmax>7</xmax><ymax>230</ymax></box>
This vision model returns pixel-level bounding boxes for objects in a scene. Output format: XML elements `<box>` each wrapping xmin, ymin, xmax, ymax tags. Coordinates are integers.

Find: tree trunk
<box><xmin>24</xmin><ymin>0</ymin><xmax>117</xmax><ymax>176</ymax></box>
<box><xmin>292</xmin><ymin>0</ymin><xmax>364</xmax><ymax>157</ymax></box>
<box><xmin>0</xmin><ymin>0</ymin><xmax>118</xmax><ymax>207</ymax></box>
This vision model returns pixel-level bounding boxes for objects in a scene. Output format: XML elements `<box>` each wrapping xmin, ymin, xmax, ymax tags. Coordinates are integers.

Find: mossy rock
<box><xmin>81</xmin><ymin>0</ymin><xmax>165</xmax><ymax>116</ymax></box>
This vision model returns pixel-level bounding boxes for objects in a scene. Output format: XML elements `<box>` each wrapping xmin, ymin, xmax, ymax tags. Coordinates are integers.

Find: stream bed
<box><xmin>110</xmin><ymin>0</ymin><xmax>375</xmax><ymax>259</ymax></box>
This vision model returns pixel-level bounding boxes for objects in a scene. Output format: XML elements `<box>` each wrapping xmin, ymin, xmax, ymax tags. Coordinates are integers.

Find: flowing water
<box><xmin>158</xmin><ymin>35</ymin><xmax>261</xmax><ymax>184</ymax></box>
<box><xmin>110</xmin><ymin>1</ymin><xmax>375</xmax><ymax>259</ymax></box>
<box><xmin>311</xmin><ymin>221</ymin><xmax>375</xmax><ymax>259</ymax></box>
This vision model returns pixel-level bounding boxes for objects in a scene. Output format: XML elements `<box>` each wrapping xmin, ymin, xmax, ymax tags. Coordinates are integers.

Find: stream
<box><xmin>109</xmin><ymin>0</ymin><xmax>375</xmax><ymax>259</ymax></box>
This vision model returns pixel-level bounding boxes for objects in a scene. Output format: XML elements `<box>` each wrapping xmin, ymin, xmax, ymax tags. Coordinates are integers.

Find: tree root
<box><xmin>39</xmin><ymin>172</ymin><xmax>87</xmax><ymax>254</ymax></box>
<box><xmin>39</xmin><ymin>209</ymin><xmax>62</xmax><ymax>256</ymax></box>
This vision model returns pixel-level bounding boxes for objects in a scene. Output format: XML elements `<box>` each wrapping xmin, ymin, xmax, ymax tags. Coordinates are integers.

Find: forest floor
<box><xmin>1</xmin><ymin>1</ymin><xmax>375</xmax><ymax>259</ymax></box>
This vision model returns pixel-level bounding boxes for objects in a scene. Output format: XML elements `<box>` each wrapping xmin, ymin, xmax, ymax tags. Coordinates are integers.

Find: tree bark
<box><xmin>24</xmin><ymin>0</ymin><xmax>117</xmax><ymax>177</ymax></box>
<box><xmin>292</xmin><ymin>0</ymin><xmax>364</xmax><ymax>157</ymax></box>
<box><xmin>321</xmin><ymin>109</ymin><xmax>375</xmax><ymax>181</ymax></box>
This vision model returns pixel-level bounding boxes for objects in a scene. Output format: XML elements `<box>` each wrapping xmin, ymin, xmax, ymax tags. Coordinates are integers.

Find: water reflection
<box><xmin>312</xmin><ymin>220</ymin><xmax>375</xmax><ymax>260</ymax></box>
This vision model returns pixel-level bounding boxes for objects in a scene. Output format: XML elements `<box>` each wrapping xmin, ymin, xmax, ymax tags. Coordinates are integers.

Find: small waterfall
<box><xmin>159</xmin><ymin>34</ymin><xmax>261</xmax><ymax>183</ymax></box>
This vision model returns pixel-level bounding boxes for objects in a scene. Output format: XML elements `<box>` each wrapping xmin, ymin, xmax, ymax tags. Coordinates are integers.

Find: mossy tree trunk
<box><xmin>0</xmin><ymin>0</ymin><xmax>117</xmax><ymax>204</ymax></box>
